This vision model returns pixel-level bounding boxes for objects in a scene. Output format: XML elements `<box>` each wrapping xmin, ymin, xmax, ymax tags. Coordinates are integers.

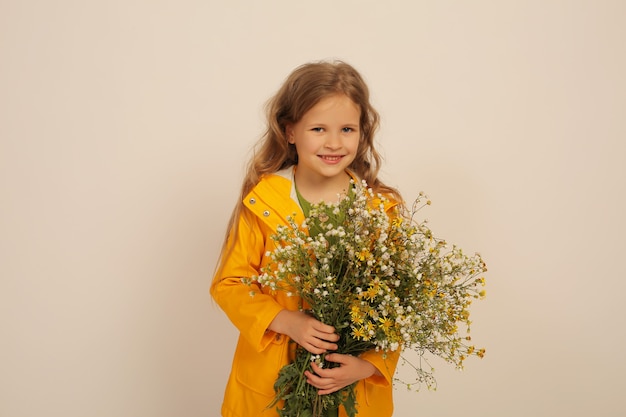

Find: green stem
<box><xmin>294</xmin><ymin>350</ymin><xmax>312</xmax><ymax>395</ymax></box>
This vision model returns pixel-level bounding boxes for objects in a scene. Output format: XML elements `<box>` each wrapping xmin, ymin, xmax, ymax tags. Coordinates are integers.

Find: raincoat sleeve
<box><xmin>210</xmin><ymin>208</ymin><xmax>284</xmax><ymax>352</ymax></box>
<box><xmin>360</xmin><ymin>348</ymin><xmax>401</xmax><ymax>386</ymax></box>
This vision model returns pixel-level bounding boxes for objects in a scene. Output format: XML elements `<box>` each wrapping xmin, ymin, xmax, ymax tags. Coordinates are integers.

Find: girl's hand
<box><xmin>268</xmin><ymin>310</ymin><xmax>339</xmax><ymax>354</ymax></box>
<box><xmin>304</xmin><ymin>353</ymin><xmax>380</xmax><ymax>395</ymax></box>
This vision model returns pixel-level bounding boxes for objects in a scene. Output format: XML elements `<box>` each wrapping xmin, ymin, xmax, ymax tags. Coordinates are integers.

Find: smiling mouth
<box><xmin>319</xmin><ymin>155</ymin><xmax>343</xmax><ymax>161</ymax></box>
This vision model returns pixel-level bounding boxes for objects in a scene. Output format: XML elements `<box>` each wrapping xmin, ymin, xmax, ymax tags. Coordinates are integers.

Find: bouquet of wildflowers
<box><xmin>248</xmin><ymin>180</ymin><xmax>487</xmax><ymax>417</ymax></box>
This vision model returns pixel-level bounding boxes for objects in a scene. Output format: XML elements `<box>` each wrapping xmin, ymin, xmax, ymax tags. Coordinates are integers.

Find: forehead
<box><xmin>302</xmin><ymin>94</ymin><xmax>360</xmax><ymax>121</ymax></box>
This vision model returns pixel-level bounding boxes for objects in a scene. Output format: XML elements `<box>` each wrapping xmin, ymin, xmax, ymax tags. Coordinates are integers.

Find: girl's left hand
<box><xmin>304</xmin><ymin>353</ymin><xmax>380</xmax><ymax>395</ymax></box>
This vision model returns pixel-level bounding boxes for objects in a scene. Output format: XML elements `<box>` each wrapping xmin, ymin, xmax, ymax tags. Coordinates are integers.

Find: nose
<box><xmin>324</xmin><ymin>131</ymin><xmax>341</xmax><ymax>149</ymax></box>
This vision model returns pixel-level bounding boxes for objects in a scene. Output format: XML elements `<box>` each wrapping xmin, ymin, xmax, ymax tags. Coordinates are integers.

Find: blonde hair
<box><xmin>216</xmin><ymin>60</ymin><xmax>403</xmax><ymax>275</ymax></box>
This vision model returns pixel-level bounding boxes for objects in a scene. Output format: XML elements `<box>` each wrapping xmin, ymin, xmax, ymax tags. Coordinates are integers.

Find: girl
<box><xmin>211</xmin><ymin>60</ymin><xmax>404</xmax><ymax>417</ymax></box>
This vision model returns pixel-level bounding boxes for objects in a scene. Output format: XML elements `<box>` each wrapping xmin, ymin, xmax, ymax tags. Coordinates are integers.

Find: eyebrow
<box><xmin>306</xmin><ymin>122</ymin><xmax>359</xmax><ymax>128</ymax></box>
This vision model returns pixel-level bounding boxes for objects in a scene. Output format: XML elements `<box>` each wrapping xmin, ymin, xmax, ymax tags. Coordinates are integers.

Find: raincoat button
<box><xmin>249</xmin><ymin>198</ymin><xmax>256</xmax><ymax>204</ymax></box>
<box><xmin>263</xmin><ymin>210</ymin><xmax>270</xmax><ymax>217</ymax></box>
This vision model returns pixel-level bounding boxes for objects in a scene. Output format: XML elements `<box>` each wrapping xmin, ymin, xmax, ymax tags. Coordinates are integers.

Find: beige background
<box><xmin>1</xmin><ymin>1</ymin><xmax>625</xmax><ymax>416</ymax></box>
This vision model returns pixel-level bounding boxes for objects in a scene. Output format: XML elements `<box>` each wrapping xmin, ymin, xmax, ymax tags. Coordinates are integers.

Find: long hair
<box><xmin>214</xmin><ymin>60</ymin><xmax>404</xmax><ymax>278</ymax></box>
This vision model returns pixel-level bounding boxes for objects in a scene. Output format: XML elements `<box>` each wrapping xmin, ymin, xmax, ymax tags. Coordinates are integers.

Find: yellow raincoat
<box><xmin>211</xmin><ymin>167</ymin><xmax>400</xmax><ymax>417</ymax></box>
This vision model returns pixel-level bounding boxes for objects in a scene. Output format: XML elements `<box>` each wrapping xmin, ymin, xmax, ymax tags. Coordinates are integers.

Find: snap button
<box><xmin>263</xmin><ymin>210</ymin><xmax>270</xmax><ymax>217</ymax></box>
<box><xmin>249</xmin><ymin>198</ymin><xmax>256</xmax><ymax>204</ymax></box>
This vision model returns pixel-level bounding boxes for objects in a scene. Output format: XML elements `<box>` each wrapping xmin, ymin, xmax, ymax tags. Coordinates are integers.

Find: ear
<box><xmin>285</xmin><ymin>125</ymin><xmax>295</xmax><ymax>144</ymax></box>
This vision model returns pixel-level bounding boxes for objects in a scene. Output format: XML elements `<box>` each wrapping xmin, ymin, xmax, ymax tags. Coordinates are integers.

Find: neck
<box><xmin>294</xmin><ymin>169</ymin><xmax>352</xmax><ymax>204</ymax></box>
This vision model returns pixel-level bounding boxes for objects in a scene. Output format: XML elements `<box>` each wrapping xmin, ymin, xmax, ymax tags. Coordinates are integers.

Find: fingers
<box><xmin>300</xmin><ymin>317</ymin><xmax>339</xmax><ymax>353</ymax></box>
<box><xmin>304</xmin><ymin>363</ymin><xmax>342</xmax><ymax>395</ymax></box>
<box><xmin>301</xmin><ymin>339</ymin><xmax>335</xmax><ymax>355</ymax></box>
<box><xmin>309</xmin><ymin>320</ymin><xmax>339</xmax><ymax>345</ymax></box>
<box><xmin>268</xmin><ymin>310</ymin><xmax>340</xmax><ymax>353</ymax></box>
<box><xmin>309</xmin><ymin>360</ymin><xmax>327</xmax><ymax>376</ymax></box>
<box><xmin>312</xmin><ymin>320</ymin><xmax>339</xmax><ymax>340</ymax></box>
<box><xmin>322</xmin><ymin>353</ymin><xmax>345</xmax><ymax>364</ymax></box>
<box><xmin>304</xmin><ymin>367</ymin><xmax>335</xmax><ymax>392</ymax></box>
<box><xmin>305</xmin><ymin>354</ymin><xmax>377</xmax><ymax>395</ymax></box>
<box><xmin>304</xmin><ymin>335</ymin><xmax>338</xmax><ymax>354</ymax></box>
<box><xmin>315</xmin><ymin>332</ymin><xmax>339</xmax><ymax>350</ymax></box>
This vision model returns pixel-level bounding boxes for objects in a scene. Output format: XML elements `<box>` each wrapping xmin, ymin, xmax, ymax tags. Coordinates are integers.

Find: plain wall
<box><xmin>1</xmin><ymin>1</ymin><xmax>625</xmax><ymax>416</ymax></box>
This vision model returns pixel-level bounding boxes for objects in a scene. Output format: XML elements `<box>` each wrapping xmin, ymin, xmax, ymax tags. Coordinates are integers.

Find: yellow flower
<box><xmin>365</xmin><ymin>282</ymin><xmax>380</xmax><ymax>300</ymax></box>
<box><xmin>379</xmin><ymin>317</ymin><xmax>393</xmax><ymax>329</ymax></box>
<box><xmin>357</xmin><ymin>249</ymin><xmax>370</xmax><ymax>261</ymax></box>
<box><xmin>351</xmin><ymin>305</ymin><xmax>364</xmax><ymax>324</ymax></box>
<box><xmin>351</xmin><ymin>326</ymin><xmax>366</xmax><ymax>339</ymax></box>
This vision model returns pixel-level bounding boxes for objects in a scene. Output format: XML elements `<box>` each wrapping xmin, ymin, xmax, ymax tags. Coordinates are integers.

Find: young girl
<box><xmin>211</xmin><ymin>60</ymin><xmax>404</xmax><ymax>417</ymax></box>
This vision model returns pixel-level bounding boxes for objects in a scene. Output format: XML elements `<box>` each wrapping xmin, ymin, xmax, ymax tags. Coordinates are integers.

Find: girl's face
<box><xmin>286</xmin><ymin>94</ymin><xmax>361</xmax><ymax>185</ymax></box>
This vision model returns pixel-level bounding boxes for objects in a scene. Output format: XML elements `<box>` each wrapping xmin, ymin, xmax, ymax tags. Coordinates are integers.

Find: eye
<box><xmin>342</xmin><ymin>127</ymin><xmax>355</xmax><ymax>133</ymax></box>
<box><xmin>311</xmin><ymin>127</ymin><xmax>324</xmax><ymax>132</ymax></box>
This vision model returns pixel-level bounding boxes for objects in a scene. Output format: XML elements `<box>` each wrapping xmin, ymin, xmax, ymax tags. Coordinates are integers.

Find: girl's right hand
<box><xmin>268</xmin><ymin>310</ymin><xmax>339</xmax><ymax>354</ymax></box>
